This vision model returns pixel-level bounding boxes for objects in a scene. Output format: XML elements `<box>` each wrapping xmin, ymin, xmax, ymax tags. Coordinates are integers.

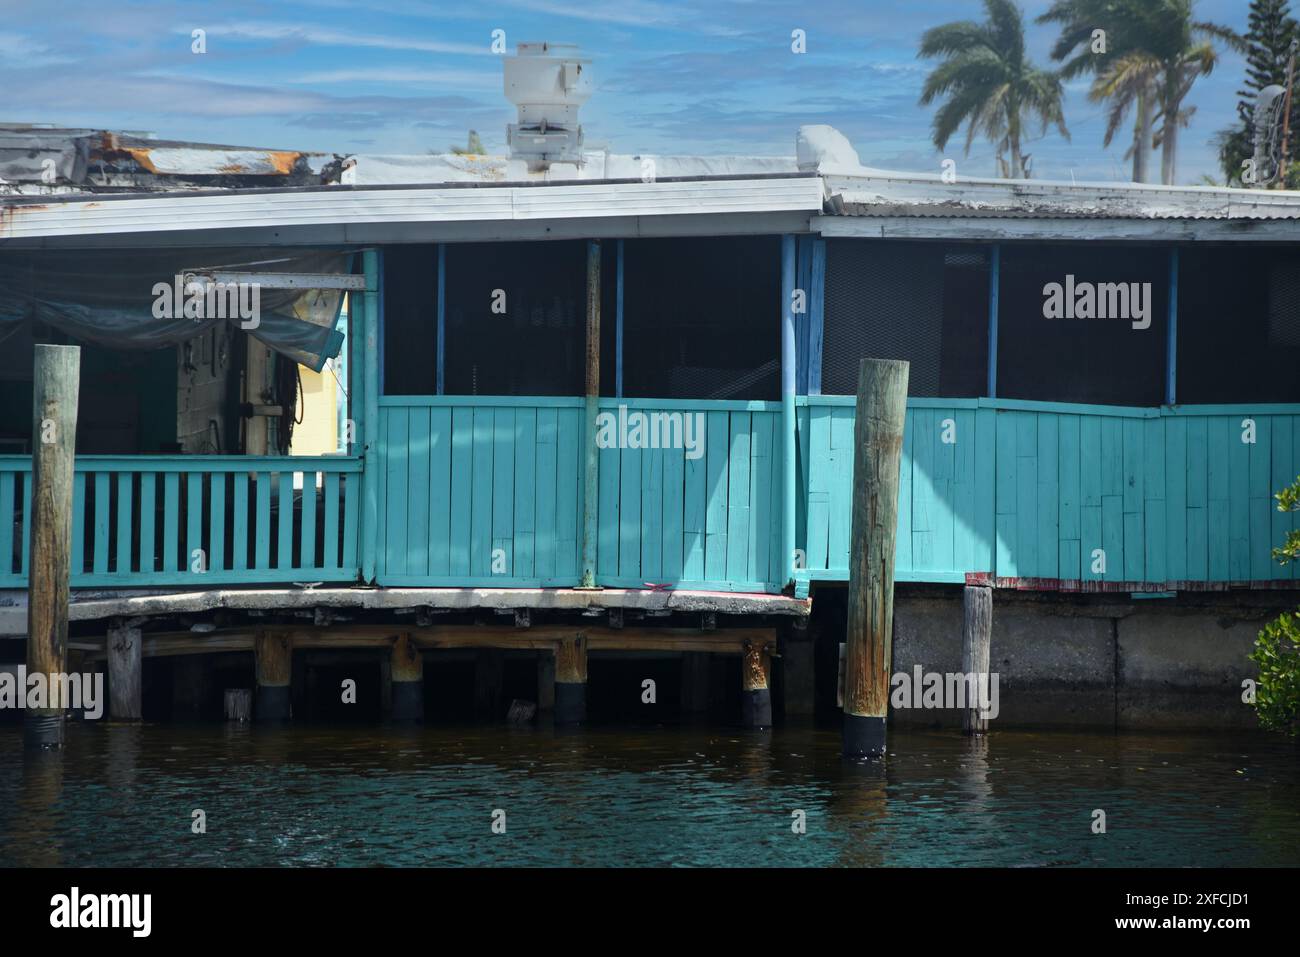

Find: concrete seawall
<box><xmin>879</xmin><ymin>587</ymin><xmax>1289</xmax><ymax>731</ymax></box>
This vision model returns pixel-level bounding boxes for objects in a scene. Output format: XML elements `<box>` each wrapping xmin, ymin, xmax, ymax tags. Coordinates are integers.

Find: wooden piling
<box><xmin>961</xmin><ymin>582</ymin><xmax>993</xmax><ymax>735</ymax></box>
<box><xmin>537</xmin><ymin>652</ymin><xmax>556</xmax><ymax>712</ymax></box>
<box><xmin>24</xmin><ymin>344</ymin><xmax>80</xmax><ymax>750</ymax></box>
<box><xmin>253</xmin><ymin>630</ymin><xmax>293</xmax><ymax>722</ymax></box>
<box><xmin>554</xmin><ymin>634</ymin><xmax>587</xmax><ymax>725</ymax></box>
<box><xmin>224</xmin><ymin>689</ymin><xmax>252</xmax><ymax>722</ymax></box>
<box><xmin>390</xmin><ymin>633</ymin><xmax>423</xmax><ymax>721</ymax></box>
<box><xmin>843</xmin><ymin>357</ymin><xmax>909</xmax><ymax>759</ymax></box>
<box><xmin>740</xmin><ymin>639</ymin><xmax>772</xmax><ymax>729</ymax></box>
<box><xmin>107</xmin><ymin>622</ymin><xmax>142</xmax><ymax>722</ymax></box>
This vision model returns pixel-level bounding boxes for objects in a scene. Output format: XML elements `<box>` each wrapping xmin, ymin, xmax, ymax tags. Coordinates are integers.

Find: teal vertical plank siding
<box><xmin>1057</xmin><ymin>415</ymin><xmax>1081</xmax><ymax>580</ymax></box>
<box><xmin>492</xmin><ymin>408</ymin><xmax>515</xmax><ymax>577</ymax></box>
<box><xmin>115</xmin><ymin>473</ymin><xmax>132</xmax><ymax>575</ymax></box>
<box><xmin>163</xmin><ymin>473</ymin><xmax>180</xmax><ymax>573</ymax></box>
<box><xmin>1207</xmin><ymin>416</ymin><xmax>1232</xmax><ymax>580</ymax></box>
<box><xmin>534</xmin><ymin>408</ymin><xmax>559</xmax><ymax>579</ymax></box>
<box><xmin>747</xmin><ymin>413</ymin><xmax>771</xmax><ymax>586</ymax></box>
<box><xmin>323</xmin><ymin>473</ymin><xmax>340</xmax><ymax>570</ymax></box>
<box><xmin>187</xmin><ymin>472</ymin><xmax>203</xmax><ymax>576</ymax></box>
<box><xmin>827</xmin><ymin>409</ymin><xmax>854</xmax><ymax>570</ymax></box>
<box><xmin>277</xmin><ymin>472</ymin><xmax>294</xmax><ymax>571</ymax></box>
<box><xmin>1228</xmin><ymin>416</ymin><xmax>1251</xmax><ymax>580</ymax></box>
<box><xmin>703</xmin><ymin>411</ymin><xmax>729</xmax><ymax>582</ymax></box>
<box><xmin>406</xmin><ymin>407</ymin><xmax>430</xmax><ymax>578</ymax></box>
<box><xmin>93</xmin><ymin>473</ymin><xmax>110</xmax><ymax>575</ymax></box>
<box><xmin>385</xmin><ymin>409</ymin><xmax>409</xmax><ymax>577</ymax></box>
<box><xmin>973</xmin><ymin>407</ymin><xmax>996</xmax><ymax>573</ymax></box>
<box><xmin>449</xmin><ymin>407</ymin><xmax>473</xmax><ymax>577</ymax></box>
<box><xmin>1164</xmin><ymin>417</ymin><xmax>1187</xmax><ymax>582</ymax></box>
<box><xmin>1249</xmin><ymin>416</ymin><xmax>1274</xmax><ymax>581</ymax></box>
<box><xmin>232</xmin><ymin>473</ymin><xmax>248</xmax><ymax>571</ymax></box>
<box><xmin>683</xmin><ymin>430</ymin><xmax>706</xmax><ymax>580</ymax></box>
<box><xmin>1186</xmin><ymin>417</ymin><xmax>1208</xmax><ymax>580</ymax></box>
<box><xmin>254</xmin><ymin>472</ymin><xmax>270</xmax><ymax>571</ymax></box>
<box><xmin>932</xmin><ymin>409</ymin><xmax>957</xmax><ymax>574</ymax></box>
<box><xmin>641</xmin><ymin>445</ymin><xmax>664</xmax><ymax>581</ymax></box>
<box><xmin>514</xmin><ymin>408</ymin><xmax>537</xmax><ymax>579</ymax></box>
<box><xmin>663</xmin><ymin>441</ymin><xmax>685</xmax><ymax>582</ymax></box>
<box><xmin>71</xmin><ymin>472</ymin><xmax>87</xmax><ymax>575</ymax></box>
<box><xmin>805</xmin><ymin>406</ymin><xmax>832</xmax><ymax>572</ymax></box>
<box><xmin>300</xmin><ymin>472</ymin><xmax>316</xmax><ymax>571</ymax></box>
<box><xmin>912</xmin><ymin>408</ymin><xmax>935</xmax><ymax>570</ymax></box>
<box><xmin>342</xmin><ymin>469</ymin><xmax>360</xmax><ymax>573</ymax></box>
<box><xmin>1035</xmin><ymin>413</ymin><xmax>1058</xmax><ymax>580</ymax></box>
<box><xmin>428</xmin><ymin>408</ymin><xmax>452</xmax><ymax>577</ymax></box>
<box><xmin>597</xmin><ymin>440</ymin><xmax>620</xmax><ymax>577</ymax></box>
<box><xmin>470</xmin><ymin>407</ymin><xmax>493</xmax><ymax>577</ymax></box>
<box><xmin>0</xmin><ymin>471</ymin><xmax>15</xmax><ymax>577</ymax></box>
<box><xmin>1143</xmin><ymin>417</ymin><xmax>1166</xmax><ymax>584</ymax></box>
<box><xmin>1272</xmin><ymin>418</ymin><xmax>1295</xmax><ymax>580</ymax></box>
<box><xmin>895</xmin><ymin>409</ymin><xmax>914</xmax><ymax>574</ymax></box>
<box><xmin>725</xmin><ymin>413</ymin><xmax>751</xmax><ymax>583</ymax></box>
<box><xmin>994</xmin><ymin>411</ymin><xmax>1018</xmax><ymax>577</ymax></box>
<box><xmin>951</xmin><ymin>409</ymin><xmax>976</xmax><ymax>573</ymax></box>
<box><xmin>618</xmin><ymin>443</ymin><xmax>641</xmax><ymax>579</ymax></box>
<box><xmin>554</xmin><ymin>407</ymin><xmax>580</xmax><ymax>578</ymax></box>
<box><xmin>209</xmin><ymin>474</ymin><xmax>226</xmax><ymax>574</ymax></box>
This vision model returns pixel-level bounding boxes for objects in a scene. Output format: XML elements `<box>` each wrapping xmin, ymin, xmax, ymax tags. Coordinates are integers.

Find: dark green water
<box><xmin>0</xmin><ymin>723</ymin><xmax>1296</xmax><ymax>867</ymax></box>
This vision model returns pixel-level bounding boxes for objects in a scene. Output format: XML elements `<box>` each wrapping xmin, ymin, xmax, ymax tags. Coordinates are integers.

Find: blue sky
<box><xmin>0</xmin><ymin>0</ymin><xmax>1256</xmax><ymax>183</ymax></box>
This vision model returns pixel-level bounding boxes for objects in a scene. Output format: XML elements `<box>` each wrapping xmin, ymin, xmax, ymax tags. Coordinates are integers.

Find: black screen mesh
<box><xmin>620</xmin><ymin>235</ymin><xmax>780</xmax><ymax>400</ymax></box>
<box><xmin>822</xmin><ymin>240</ymin><xmax>988</xmax><ymax>397</ymax></box>
<box><xmin>1177</xmin><ymin>245</ymin><xmax>1300</xmax><ymax>403</ymax></box>
<box><xmin>996</xmin><ymin>244</ymin><xmax>1168</xmax><ymax>406</ymax></box>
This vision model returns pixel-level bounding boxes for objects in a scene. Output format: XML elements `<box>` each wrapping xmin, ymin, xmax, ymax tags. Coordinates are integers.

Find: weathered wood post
<box><xmin>253</xmin><ymin>630</ymin><xmax>293</xmax><ymax>722</ymax></box>
<box><xmin>554</xmin><ymin>633</ymin><xmax>587</xmax><ymax>725</ymax></box>
<box><xmin>107</xmin><ymin>620</ymin><xmax>142</xmax><ymax>721</ymax></box>
<box><xmin>24</xmin><ymin>344</ymin><xmax>80</xmax><ymax>750</ymax></box>
<box><xmin>843</xmin><ymin>357</ymin><xmax>909</xmax><ymax>759</ymax></box>
<box><xmin>224</xmin><ymin>688</ymin><xmax>252</xmax><ymax>722</ymax></box>
<box><xmin>740</xmin><ymin>639</ymin><xmax>772</xmax><ymax>729</ymax></box>
<box><xmin>389</xmin><ymin>633</ymin><xmax>424</xmax><ymax>721</ymax></box>
<box><xmin>578</xmin><ymin>239</ymin><xmax>601</xmax><ymax>589</ymax></box>
<box><xmin>961</xmin><ymin>581</ymin><xmax>993</xmax><ymax>735</ymax></box>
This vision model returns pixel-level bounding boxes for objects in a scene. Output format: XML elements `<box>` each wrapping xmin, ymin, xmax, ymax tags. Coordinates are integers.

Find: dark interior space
<box><xmin>305</xmin><ymin>660</ymin><xmax>383</xmax><ymax>723</ymax></box>
<box><xmin>823</xmin><ymin>240</ymin><xmax>989</xmax><ymax>397</ymax></box>
<box><xmin>620</xmin><ymin>235</ymin><xmax>781</xmax><ymax>399</ymax></box>
<box><xmin>424</xmin><ymin>656</ymin><xmax>478</xmax><ymax>721</ymax></box>
<box><xmin>586</xmin><ymin>656</ymin><xmax>682</xmax><ymax>725</ymax></box>
<box><xmin>996</xmin><ymin>244</ymin><xmax>1168</xmax><ymax>406</ymax></box>
<box><xmin>1177</xmin><ymin>245</ymin><xmax>1300</xmax><ymax>404</ymax></box>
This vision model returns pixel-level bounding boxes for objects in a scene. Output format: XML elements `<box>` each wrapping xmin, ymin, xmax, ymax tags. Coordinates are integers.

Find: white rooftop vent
<box><xmin>503</xmin><ymin>41</ymin><xmax>592</xmax><ymax>168</ymax></box>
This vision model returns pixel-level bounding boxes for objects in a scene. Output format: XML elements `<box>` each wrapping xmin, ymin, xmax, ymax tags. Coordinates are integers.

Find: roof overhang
<box><xmin>0</xmin><ymin>174</ymin><xmax>826</xmax><ymax>247</ymax></box>
<box><xmin>813</xmin><ymin>213</ymin><xmax>1300</xmax><ymax>242</ymax></box>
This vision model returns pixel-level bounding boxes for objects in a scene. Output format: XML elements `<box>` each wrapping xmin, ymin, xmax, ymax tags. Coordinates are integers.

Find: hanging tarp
<box><xmin>0</xmin><ymin>247</ymin><xmax>351</xmax><ymax>372</ymax></box>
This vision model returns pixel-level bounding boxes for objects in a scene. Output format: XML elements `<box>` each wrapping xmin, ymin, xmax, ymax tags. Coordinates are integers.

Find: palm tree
<box><xmin>919</xmin><ymin>0</ymin><xmax>1069</xmax><ymax>179</ymax></box>
<box><xmin>1040</xmin><ymin>0</ymin><xmax>1243</xmax><ymax>185</ymax></box>
<box><xmin>1039</xmin><ymin>0</ymin><xmax>1160</xmax><ymax>182</ymax></box>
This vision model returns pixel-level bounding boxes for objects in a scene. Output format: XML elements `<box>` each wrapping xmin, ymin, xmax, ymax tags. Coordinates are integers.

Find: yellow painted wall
<box><xmin>290</xmin><ymin>361</ymin><xmax>339</xmax><ymax>457</ymax></box>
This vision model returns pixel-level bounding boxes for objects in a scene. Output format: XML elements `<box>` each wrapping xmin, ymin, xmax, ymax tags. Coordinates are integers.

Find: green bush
<box><xmin>1252</xmin><ymin>475</ymin><xmax>1300</xmax><ymax>733</ymax></box>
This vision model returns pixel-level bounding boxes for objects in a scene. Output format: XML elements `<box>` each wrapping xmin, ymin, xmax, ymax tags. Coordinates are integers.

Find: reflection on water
<box><xmin>0</xmin><ymin>723</ymin><xmax>1296</xmax><ymax>867</ymax></box>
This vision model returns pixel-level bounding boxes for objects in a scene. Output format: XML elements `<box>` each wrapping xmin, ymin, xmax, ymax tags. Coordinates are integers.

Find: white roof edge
<box><xmin>0</xmin><ymin>176</ymin><xmax>826</xmax><ymax>241</ymax></box>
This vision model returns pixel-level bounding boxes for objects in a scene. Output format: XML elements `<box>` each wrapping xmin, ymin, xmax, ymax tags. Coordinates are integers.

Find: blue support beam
<box><xmin>360</xmin><ymin>249</ymin><xmax>381</xmax><ymax>584</ymax></box>
<box><xmin>808</xmin><ymin>237</ymin><xmax>826</xmax><ymax>396</ymax></box>
<box><xmin>781</xmin><ymin>235</ymin><xmax>797</xmax><ymax>588</ymax></box>
<box><xmin>987</xmin><ymin>244</ymin><xmax>1000</xmax><ymax>398</ymax></box>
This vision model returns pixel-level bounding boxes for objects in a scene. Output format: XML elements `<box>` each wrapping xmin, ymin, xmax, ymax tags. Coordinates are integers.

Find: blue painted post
<box><xmin>615</xmin><ymin>239</ymin><xmax>624</xmax><ymax>398</ymax></box>
<box><xmin>987</xmin><ymin>244</ymin><xmax>1000</xmax><ymax>398</ymax></box>
<box><xmin>1166</xmin><ymin>247</ymin><xmax>1178</xmax><ymax>406</ymax></box>
<box><xmin>578</xmin><ymin>239</ymin><xmax>601</xmax><ymax>589</ymax></box>
<box><xmin>807</xmin><ymin>238</ymin><xmax>826</xmax><ymax>396</ymax></box>
<box><xmin>436</xmin><ymin>244</ymin><xmax>446</xmax><ymax>396</ymax></box>
<box><xmin>781</xmin><ymin>235</ymin><xmax>797</xmax><ymax>589</ymax></box>
<box><xmin>361</xmin><ymin>249</ymin><xmax>381</xmax><ymax>584</ymax></box>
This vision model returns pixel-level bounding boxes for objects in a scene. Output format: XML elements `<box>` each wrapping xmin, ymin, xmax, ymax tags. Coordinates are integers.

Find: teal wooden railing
<box><xmin>0</xmin><ymin>456</ymin><xmax>362</xmax><ymax>588</ymax></box>
<box><xmin>377</xmin><ymin>397</ymin><xmax>784</xmax><ymax>591</ymax></box>
<box><xmin>797</xmin><ymin>397</ymin><xmax>1300</xmax><ymax>592</ymax></box>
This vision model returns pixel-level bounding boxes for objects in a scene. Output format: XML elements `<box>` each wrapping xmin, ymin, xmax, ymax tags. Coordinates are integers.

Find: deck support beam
<box><xmin>843</xmin><ymin>357</ymin><xmax>909</xmax><ymax>759</ymax></box>
<box><xmin>107</xmin><ymin>622</ymin><xmax>142</xmax><ymax>722</ymax></box>
<box><xmin>253</xmin><ymin>630</ymin><xmax>293</xmax><ymax>722</ymax></box>
<box><xmin>740</xmin><ymin>638</ymin><xmax>772</xmax><ymax>729</ymax></box>
<box><xmin>554</xmin><ymin>634</ymin><xmax>587</xmax><ymax>725</ymax></box>
<box><xmin>24</xmin><ymin>344</ymin><xmax>80</xmax><ymax>749</ymax></box>
<box><xmin>389</xmin><ymin>633</ymin><xmax>423</xmax><ymax>721</ymax></box>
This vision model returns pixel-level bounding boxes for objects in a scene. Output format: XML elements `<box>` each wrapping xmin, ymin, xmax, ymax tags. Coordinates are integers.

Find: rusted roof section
<box><xmin>0</xmin><ymin>124</ymin><xmax>330</xmax><ymax>192</ymax></box>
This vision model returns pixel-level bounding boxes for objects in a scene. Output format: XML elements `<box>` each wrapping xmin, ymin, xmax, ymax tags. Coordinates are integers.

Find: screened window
<box><xmin>1177</xmin><ymin>245</ymin><xmax>1300</xmax><ymax>404</ymax></box>
<box><xmin>996</xmin><ymin>244</ymin><xmax>1168</xmax><ymax>406</ymax></box>
<box><xmin>822</xmin><ymin>240</ymin><xmax>989</xmax><ymax>397</ymax></box>
<box><xmin>619</xmin><ymin>236</ymin><xmax>780</xmax><ymax>400</ymax></box>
